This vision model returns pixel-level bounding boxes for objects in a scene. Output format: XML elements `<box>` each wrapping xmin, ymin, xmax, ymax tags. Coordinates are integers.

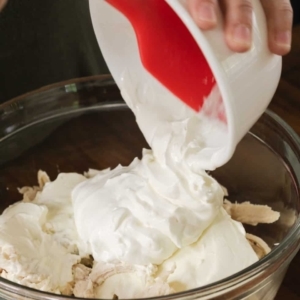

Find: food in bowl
<box><xmin>0</xmin><ymin>169</ymin><xmax>279</xmax><ymax>299</ymax></box>
<box><xmin>0</xmin><ymin>78</ymin><xmax>281</xmax><ymax>298</ymax></box>
<box><xmin>0</xmin><ymin>78</ymin><xmax>299</xmax><ymax>300</ymax></box>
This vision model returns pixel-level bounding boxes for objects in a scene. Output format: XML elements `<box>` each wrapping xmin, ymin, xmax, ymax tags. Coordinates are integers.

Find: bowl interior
<box><xmin>0</xmin><ymin>78</ymin><xmax>299</xmax><ymax>296</ymax></box>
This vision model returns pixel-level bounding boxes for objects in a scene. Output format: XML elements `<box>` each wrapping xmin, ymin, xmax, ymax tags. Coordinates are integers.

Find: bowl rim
<box><xmin>0</xmin><ymin>75</ymin><xmax>299</xmax><ymax>300</ymax></box>
<box><xmin>0</xmin><ymin>75</ymin><xmax>112</xmax><ymax>110</ymax></box>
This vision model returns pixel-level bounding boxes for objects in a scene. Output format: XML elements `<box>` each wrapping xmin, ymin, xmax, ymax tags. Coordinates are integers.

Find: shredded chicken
<box><xmin>73</xmin><ymin>264</ymin><xmax>95</xmax><ymax>298</ymax></box>
<box><xmin>246</xmin><ymin>233</ymin><xmax>271</xmax><ymax>259</ymax></box>
<box><xmin>18</xmin><ymin>170</ymin><xmax>50</xmax><ymax>202</ymax></box>
<box><xmin>223</xmin><ymin>200</ymin><xmax>280</xmax><ymax>226</ymax></box>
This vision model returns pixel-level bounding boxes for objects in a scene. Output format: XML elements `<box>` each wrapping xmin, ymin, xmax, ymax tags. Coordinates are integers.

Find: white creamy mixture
<box><xmin>0</xmin><ymin>82</ymin><xmax>261</xmax><ymax>298</ymax></box>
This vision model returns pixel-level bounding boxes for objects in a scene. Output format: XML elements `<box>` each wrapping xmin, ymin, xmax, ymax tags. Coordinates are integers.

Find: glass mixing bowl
<box><xmin>0</xmin><ymin>76</ymin><xmax>299</xmax><ymax>300</ymax></box>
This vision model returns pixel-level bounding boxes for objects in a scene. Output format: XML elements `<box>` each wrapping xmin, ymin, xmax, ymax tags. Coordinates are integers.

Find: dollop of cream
<box><xmin>73</xmin><ymin>149</ymin><xmax>224</xmax><ymax>265</ymax></box>
<box><xmin>159</xmin><ymin>209</ymin><xmax>258</xmax><ymax>292</ymax></box>
<box><xmin>121</xmin><ymin>71</ymin><xmax>229</xmax><ymax>171</ymax></box>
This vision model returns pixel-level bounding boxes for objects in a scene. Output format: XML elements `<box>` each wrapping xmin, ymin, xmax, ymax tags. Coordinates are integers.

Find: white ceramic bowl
<box><xmin>89</xmin><ymin>0</ymin><xmax>282</xmax><ymax>169</ymax></box>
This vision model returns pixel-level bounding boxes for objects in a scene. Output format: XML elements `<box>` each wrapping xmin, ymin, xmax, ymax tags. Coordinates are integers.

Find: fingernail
<box><xmin>232</xmin><ymin>24</ymin><xmax>251</xmax><ymax>47</ymax></box>
<box><xmin>197</xmin><ymin>4</ymin><xmax>216</xmax><ymax>23</ymax></box>
<box><xmin>275</xmin><ymin>31</ymin><xmax>291</xmax><ymax>49</ymax></box>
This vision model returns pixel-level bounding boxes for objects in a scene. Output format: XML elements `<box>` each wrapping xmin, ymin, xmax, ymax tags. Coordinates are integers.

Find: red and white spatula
<box><xmin>106</xmin><ymin>0</ymin><xmax>216</xmax><ymax>113</ymax></box>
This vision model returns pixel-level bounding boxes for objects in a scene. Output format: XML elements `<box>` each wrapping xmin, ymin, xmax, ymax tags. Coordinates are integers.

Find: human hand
<box><xmin>0</xmin><ymin>0</ymin><xmax>7</xmax><ymax>12</ymax></box>
<box><xmin>187</xmin><ymin>0</ymin><xmax>293</xmax><ymax>55</ymax></box>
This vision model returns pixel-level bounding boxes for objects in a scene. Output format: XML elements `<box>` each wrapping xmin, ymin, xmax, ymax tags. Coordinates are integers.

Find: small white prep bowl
<box><xmin>89</xmin><ymin>0</ymin><xmax>282</xmax><ymax>168</ymax></box>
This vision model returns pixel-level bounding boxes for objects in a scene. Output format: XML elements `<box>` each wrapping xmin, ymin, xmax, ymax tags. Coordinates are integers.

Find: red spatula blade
<box><xmin>106</xmin><ymin>0</ymin><xmax>215</xmax><ymax>112</ymax></box>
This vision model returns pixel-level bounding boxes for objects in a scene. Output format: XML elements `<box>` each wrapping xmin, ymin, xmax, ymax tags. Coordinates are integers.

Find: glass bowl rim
<box><xmin>0</xmin><ymin>75</ymin><xmax>299</xmax><ymax>299</ymax></box>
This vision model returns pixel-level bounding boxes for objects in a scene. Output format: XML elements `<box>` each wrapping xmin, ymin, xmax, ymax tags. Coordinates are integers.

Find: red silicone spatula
<box><xmin>105</xmin><ymin>0</ymin><xmax>215</xmax><ymax>112</ymax></box>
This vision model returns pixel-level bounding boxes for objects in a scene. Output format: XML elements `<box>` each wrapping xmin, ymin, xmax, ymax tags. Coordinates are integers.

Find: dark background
<box><xmin>0</xmin><ymin>0</ymin><xmax>299</xmax><ymax>104</ymax></box>
<box><xmin>293</xmin><ymin>0</ymin><xmax>300</xmax><ymax>25</ymax></box>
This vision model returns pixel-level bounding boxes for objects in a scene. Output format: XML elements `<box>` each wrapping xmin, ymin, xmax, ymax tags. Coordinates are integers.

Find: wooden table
<box><xmin>271</xmin><ymin>25</ymin><xmax>300</xmax><ymax>300</ymax></box>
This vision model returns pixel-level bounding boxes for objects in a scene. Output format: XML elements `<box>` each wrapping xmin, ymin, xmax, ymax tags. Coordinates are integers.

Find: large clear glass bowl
<box><xmin>0</xmin><ymin>76</ymin><xmax>299</xmax><ymax>300</ymax></box>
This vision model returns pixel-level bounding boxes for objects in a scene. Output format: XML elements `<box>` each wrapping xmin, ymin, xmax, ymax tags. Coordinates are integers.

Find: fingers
<box><xmin>186</xmin><ymin>0</ymin><xmax>218</xmax><ymax>30</ymax></box>
<box><xmin>186</xmin><ymin>0</ymin><xmax>292</xmax><ymax>55</ymax></box>
<box><xmin>187</xmin><ymin>0</ymin><xmax>253</xmax><ymax>52</ymax></box>
<box><xmin>260</xmin><ymin>0</ymin><xmax>293</xmax><ymax>55</ymax></box>
<box><xmin>0</xmin><ymin>0</ymin><xmax>7</xmax><ymax>12</ymax></box>
<box><xmin>221</xmin><ymin>0</ymin><xmax>253</xmax><ymax>52</ymax></box>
